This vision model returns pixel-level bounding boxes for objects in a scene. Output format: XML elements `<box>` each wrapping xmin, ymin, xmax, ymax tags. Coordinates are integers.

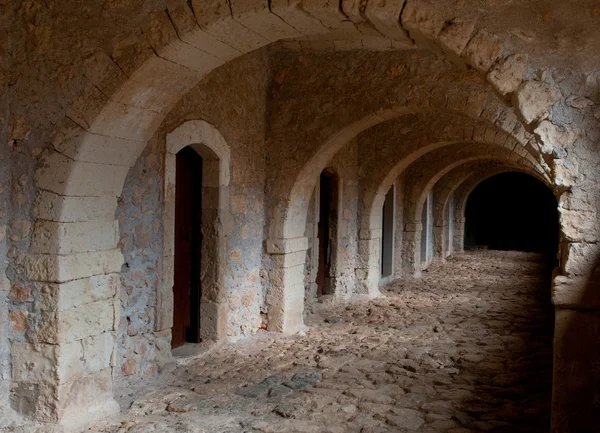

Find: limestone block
<box><xmin>30</xmin><ymin>220</ymin><xmax>119</xmax><ymax>255</ymax></box>
<box><xmin>142</xmin><ymin>11</ymin><xmax>225</xmax><ymax>73</ymax></box>
<box><xmin>167</xmin><ymin>0</ymin><xmax>242</xmax><ymax>60</ymax></box>
<box><xmin>11</xmin><ymin>342</ymin><xmax>59</xmax><ymax>385</ymax></box>
<box><xmin>359</xmin><ymin>228</ymin><xmax>382</xmax><ymax>240</ymax></box>
<box><xmin>37</xmin><ymin>299</ymin><xmax>115</xmax><ymax>344</ymax></box>
<box><xmin>266</xmin><ymin>237</ymin><xmax>309</xmax><ymax>254</ymax></box>
<box><xmin>513</xmin><ymin>80</ymin><xmax>560</xmax><ymax>125</ymax></box>
<box><xmin>88</xmin><ymin>100</ymin><xmax>166</xmax><ymax>143</ymax></box>
<box><xmin>199</xmin><ymin>301</ymin><xmax>228</xmax><ymax>340</ymax></box>
<box><xmin>230</xmin><ymin>0</ymin><xmax>301</xmax><ymax>41</ymax></box>
<box><xmin>563</xmin><ymin>243</ymin><xmax>600</xmax><ymax>279</ymax></box>
<box><xmin>271</xmin><ymin>0</ymin><xmax>329</xmax><ymax>36</ymax></box>
<box><xmin>82</xmin><ymin>333</ymin><xmax>115</xmax><ymax>374</ymax></box>
<box><xmin>534</xmin><ymin>120</ymin><xmax>577</xmax><ymax>154</ymax></box>
<box><xmin>23</xmin><ymin>249</ymin><xmax>124</xmax><ymax>283</ymax></box>
<box><xmin>38</xmin><ymin>274</ymin><xmax>119</xmax><ymax>312</ymax></box>
<box><xmin>487</xmin><ymin>54</ymin><xmax>528</xmax><ymax>96</ymax></box>
<box><xmin>66</xmin><ymin>86</ymin><xmax>112</xmax><ymax>133</ymax></box>
<box><xmin>192</xmin><ymin>0</ymin><xmax>270</xmax><ymax>53</ymax></box>
<box><xmin>125</xmin><ymin>54</ymin><xmax>203</xmax><ymax>99</ymax></box>
<box><xmin>552</xmin><ymin>276</ymin><xmax>600</xmax><ymax>309</ymax></box>
<box><xmin>51</xmin><ymin>118</ymin><xmax>145</xmax><ymax>167</ymax></box>
<box><xmin>401</xmin><ymin>0</ymin><xmax>445</xmax><ymax>52</ymax></box>
<box><xmin>269</xmin><ymin>264</ymin><xmax>305</xmax><ymax>287</ymax></box>
<box><xmin>436</xmin><ymin>20</ymin><xmax>475</xmax><ymax>59</ymax></box>
<box><xmin>33</xmin><ymin>192</ymin><xmax>117</xmax><ymax>223</ymax></box>
<box><xmin>35</xmin><ymin>150</ymin><xmax>130</xmax><ymax>197</ymax></box>
<box><xmin>56</xmin><ymin>368</ymin><xmax>119</xmax><ymax>429</ymax></box>
<box><xmin>560</xmin><ymin>209</ymin><xmax>598</xmax><ymax>243</ymax></box>
<box><xmin>270</xmin><ymin>250</ymin><xmax>307</xmax><ymax>268</ymax></box>
<box><xmin>364</xmin><ymin>0</ymin><xmax>413</xmax><ymax>46</ymax></box>
<box><xmin>462</xmin><ymin>30</ymin><xmax>503</xmax><ymax>72</ymax></box>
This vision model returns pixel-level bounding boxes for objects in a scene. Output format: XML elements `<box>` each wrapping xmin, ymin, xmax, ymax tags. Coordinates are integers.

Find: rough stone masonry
<box><xmin>0</xmin><ymin>0</ymin><xmax>599</xmax><ymax>432</ymax></box>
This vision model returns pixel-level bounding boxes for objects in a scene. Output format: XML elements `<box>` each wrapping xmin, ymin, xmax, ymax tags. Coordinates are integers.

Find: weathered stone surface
<box><xmin>487</xmin><ymin>54</ymin><xmax>528</xmax><ymax>96</ymax></box>
<box><xmin>514</xmin><ymin>80</ymin><xmax>560</xmax><ymax>125</ymax></box>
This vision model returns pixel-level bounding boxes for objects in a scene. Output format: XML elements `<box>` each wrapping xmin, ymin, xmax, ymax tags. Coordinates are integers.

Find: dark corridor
<box><xmin>465</xmin><ymin>172</ymin><xmax>559</xmax><ymax>254</ymax></box>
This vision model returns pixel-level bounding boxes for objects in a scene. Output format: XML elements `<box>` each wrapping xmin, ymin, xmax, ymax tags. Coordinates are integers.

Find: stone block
<box><xmin>51</xmin><ymin>118</ymin><xmax>145</xmax><ymax>167</ymax></box>
<box><xmin>462</xmin><ymin>30</ymin><xmax>504</xmax><ymax>72</ymax></box>
<box><xmin>199</xmin><ymin>301</ymin><xmax>228</xmax><ymax>340</ymax></box>
<box><xmin>142</xmin><ymin>11</ymin><xmax>225</xmax><ymax>73</ymax></box>
<box><xmin>33</xmin><ymin>191</ymin><xmax>118</xmax><ymax>223</ymax></box>
<box><xmin>23</xmin><ymin>249</ymin><xmax>124</xmax><ymax>283</ymax></box>
<box><xmin>364</xmin><ymin>0</ymin><xmax>412</xmax><ymax>46</ymax></box>
<box><xmin>37</xmin><ymin>299</ymin><xmax>115</xmax><ymax>344</ymax></box>
<box><xmin>513</xmin><ymin>80</ymin><xmax>560</xmax><ymax>126</ymax></box>
<box><xmin>82</xmin><ymin>333</ymin><xmax>115</xmax><ymax>374</ymax></box>
<box><xmin>270</xmin><ymin>250</ymin><xmax>307</xmax><ymax>269</ymax></box>
<box><xmin>30</xmin><ymin>220</ymin><xmax>119</xmax><ymax>255</ymax></box>
<box><xmin>266</xmin><ymin>237</ymin><xmax>309</xmax><ymax>254</ymax></box>
<box><xmin>401</xmin><ymin>0</ymin><xmax>445</xmax><ymax>52</ymax></box>
<box><xmin>35</xmin><ymin>151</ymin><xmax>130</xmax><ymax>197</ymax></box>
<box><xmin>271</xmin><ymin>0</ymin><xmax>329</xmax><ymax>36</ymax></box>
<box><xmin>192</xmin><ymin>0</ymin><xmax>270</xmax><ymax>53</ymax></box>
<box><xmin>37</xmin><ymin>274</ymin><xmax>119</xmax><ymax>312</ymax></box>
<box><xmin>436</xmin><ymin>20</ymin><xmax>475</xmax><ymax>59</ymax></box>
<box><xmin>487</xmin><ymin>53</ymin><xmax>528</xmax><ymax>96</ymax></box>
<box><xmin>230</xmin><ymin>0</ymin><xmax>301</xmax><ymax>41</ymax></box>
<box><xmin>269</xmin><ymin>264</ymin><xmax>305</xmax><ymax>287</ymax></box>
<box><xmin>167</xmin><ymin>0</ymin><xmax>242</xmax><ymax>60</ymax></box>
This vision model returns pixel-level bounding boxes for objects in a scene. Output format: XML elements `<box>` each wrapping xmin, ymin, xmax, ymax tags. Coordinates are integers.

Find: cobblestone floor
<box><xmin>90</xmin><ymin>250</ymin><xmax>554</xmax><ymax>433</ymax></box>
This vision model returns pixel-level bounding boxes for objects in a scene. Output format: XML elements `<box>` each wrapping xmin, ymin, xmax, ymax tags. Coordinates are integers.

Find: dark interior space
<box><xmin>465</xmin><ymin>172</ymin><xmax>559</xmax><ymax>254</ymax></box>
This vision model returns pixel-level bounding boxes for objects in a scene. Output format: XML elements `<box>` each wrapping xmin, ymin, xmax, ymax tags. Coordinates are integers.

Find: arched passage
<box><xmin>465</xmin><ymin>172</ymin><xmax>559</xmax><ymax>254</ymax></box>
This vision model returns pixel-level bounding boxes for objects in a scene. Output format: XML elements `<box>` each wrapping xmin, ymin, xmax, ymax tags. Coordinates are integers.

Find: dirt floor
<box><xmin>89</xmin><ymin>250</ymin><xmax>554</xmax><ymax>433</ymax></box>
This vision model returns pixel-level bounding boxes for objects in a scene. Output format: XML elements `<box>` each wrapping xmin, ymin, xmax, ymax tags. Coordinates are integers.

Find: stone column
<box><xmin>402</xmin><ymin>222</ymin><xmax>422</xmax><ymax>277</ymax></box>
<box><xmin>356</xmin><ymin>229</ymin><xmax>382</xmax><ymax>298</ymax></box>
<box><xmin>453</xmin><ymin>216</ymin><xmax>466</xmax><ymax>253</ymax></box>
<box><xmin>266</xmin><ymin>237</ymin><xmax>308</xmax><ymax>334</ymax></box>
<box><xmin>14</xmin><ymin>248</ymin><xmax>122</xmax><ymax>428</ymax></box>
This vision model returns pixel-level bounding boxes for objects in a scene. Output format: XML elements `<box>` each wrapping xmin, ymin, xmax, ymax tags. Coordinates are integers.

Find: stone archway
<box><xmin>162</xmin><ymin>120</ymin><xmax>232</xmax><ymax>342</ymax></box>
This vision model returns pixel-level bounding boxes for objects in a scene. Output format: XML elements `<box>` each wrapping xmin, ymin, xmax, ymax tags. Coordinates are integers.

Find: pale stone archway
<box><xmin>162</xmin><ymin>119</ymin><xmax>232</xmax><ymax>342</ymax></box>
<box><xmin>18</xmin><ymin>0</ymin><xmax>580</xmax><ymax>427</ymax></box>
<box><xmin>431</xmin><ymin>162</ymin><xmax>546</xmax><ymax>261</ymax></box>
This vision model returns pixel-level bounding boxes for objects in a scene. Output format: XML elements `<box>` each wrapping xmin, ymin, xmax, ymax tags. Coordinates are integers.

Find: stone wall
<box><xmin>112</xmin><ymin>48</ymin><xmax>270</xmax><ymax>381</ymax></box>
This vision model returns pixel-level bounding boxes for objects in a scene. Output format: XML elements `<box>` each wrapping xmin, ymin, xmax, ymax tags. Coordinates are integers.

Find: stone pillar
<box><xmin>402</xmin><ymin>222</ymin><xmax>422</xmax><ymax>277</ymax></box>
<box><xmin>266</xmin><ymin>237</ymin><xmax>308</xmax><ymax>334</ymax></box>
<box><xmin>356</xmin><ymin>229</ymin><xmax>381</xmax><ymax>298</ymax></box>
<box><xmin>432</xmin><ymin>225</ymin><xmax>445</xmax><ymax>263</ymax></box>
<box><xmin>453</xmin><ymin>216</ymin><xmax>466</xmax><ymax>253</ymax></box>
<box><xmin>12</xmin><ymin>251</ymin><xmax>122</xmax><ymax>428</ymax></box>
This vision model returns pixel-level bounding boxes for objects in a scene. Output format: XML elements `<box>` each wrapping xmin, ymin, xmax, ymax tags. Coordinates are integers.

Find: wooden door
<box><xmin>317</xmin><ymin>173</ymin><xmax>332</xmax><ymax>297</ymax></box>
<box><xmin>172</xmin><ymin>147</ymin><xmax>202</xmax><ymax>349</ymax></box>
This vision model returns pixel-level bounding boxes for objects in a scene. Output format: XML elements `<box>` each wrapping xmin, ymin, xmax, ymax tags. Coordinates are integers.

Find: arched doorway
<box><xmin>380</xmin><ymin>185</ymin><xmax>395</xmax><ymax>283</ymax></box>
<box><xmin>316</xmin><ymin>170</ymin><xmax>339</xmax><ymax>297</ymax></box>
<box><xmin>162</xmin><ymin>120</ymin><xmax>232</xmax><ymax>348</ymax></box>
<box><xmin>172</xmin><ymin>146</ymin><xmax>203</xmax><ymax>348</ymax></box>
<box><xmin>465</xmin><ymin>172</ymin><xmax>559</xmax><ymax>254</ymax></box>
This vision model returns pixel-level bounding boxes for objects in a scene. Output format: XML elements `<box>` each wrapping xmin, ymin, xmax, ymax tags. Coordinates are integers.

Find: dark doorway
<box><xmin>381</xmin><ymin>186</ymin><xmax>395</xmax><ymax>279</ymax></box>
<box><xmin>172</xmin><ymin>146</ymin><xmax>202</xmax><ymax>349</ymax></box>
<box><xmin>465</xmin><ymin>172</ymin><xmax>559</xmax><ymax>254</ymax></box>
<box><xmin>317</xmin><ymin>170</ymin><xmax>338</xmax><ymax>297</ymax></box>
<box><xmin>420</xmin><ymin>196</ymin><xmax>429</xmax><ymax>264</ymax></box>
